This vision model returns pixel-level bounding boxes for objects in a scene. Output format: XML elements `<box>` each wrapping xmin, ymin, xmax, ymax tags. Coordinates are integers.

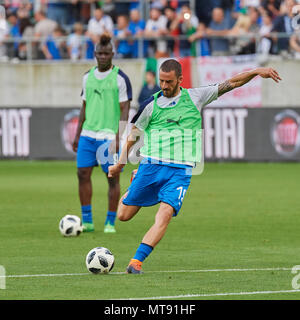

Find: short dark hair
<box><xmin>159</xmin><ymin>59</ymin><xmax>182</xmax><ymax>78</ymax></box>
<box><xmin>146</xmin><ymin>70</ymin><xmax>156</xmax><ymax>77</ymax></box>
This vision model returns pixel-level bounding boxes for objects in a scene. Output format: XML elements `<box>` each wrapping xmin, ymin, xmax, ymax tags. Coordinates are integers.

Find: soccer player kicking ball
<box><xmin>108</xmin><ymin>59</ymin><xmax>281</xmax><ymax>274</ymax></box>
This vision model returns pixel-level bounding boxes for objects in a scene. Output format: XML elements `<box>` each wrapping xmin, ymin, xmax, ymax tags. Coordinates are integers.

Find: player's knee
<box><xmin>117</xmin><ymin>206</ymin><xmax>130</xmax><ymax>221</ymax></box>
<box><xmin>108</xmin><ymin>177</ymin><xmax>120</xmax><ymax>190</ymax></box>
<box><xmin>117</xmin><ymin>203</ymin><xmax>138</xmax><ymax>221</ymax></box>
<box><xmin>77</xmin><ymin>168</ymin><xmax>91</xmax><ymax>183</ymax></box>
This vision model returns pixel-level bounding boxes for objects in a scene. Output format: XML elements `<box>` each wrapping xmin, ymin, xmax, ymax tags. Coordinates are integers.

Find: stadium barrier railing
<box><xmin>0</xmin><ymin>32</ymin><xmax>299</xmax><ymax>62</ymax></box>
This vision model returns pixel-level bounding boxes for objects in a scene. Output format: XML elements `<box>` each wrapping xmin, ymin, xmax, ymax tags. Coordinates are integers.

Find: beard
<box><xmin>162</xmin><ymin>81</ymin><xmax>180</xmax><ymax>98</ymax></box>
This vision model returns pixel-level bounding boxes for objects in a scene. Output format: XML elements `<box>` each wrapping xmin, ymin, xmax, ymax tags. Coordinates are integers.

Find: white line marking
<box><xmin>121</xmin><ymin>289</ymin><xmax>300</xmax><ymax>300</ymax></box>
<box><xmin>150</xmin><ymin>267</ymin><xmax>295</xmax><ymax>273</ymax></box>
<box><xmin>0</xmin><ymin>266</ymin><xmax>298</xmax><ymax>279</ymax></box>
<box><xmin>3</xmin><ymin>273</ymin><xmax>89</xmax><ymax>278</ymax></box>
<box><xmin>2</xmin><ymin>268</ymin><xmax>300</xmax><ymax>300</ymax></box>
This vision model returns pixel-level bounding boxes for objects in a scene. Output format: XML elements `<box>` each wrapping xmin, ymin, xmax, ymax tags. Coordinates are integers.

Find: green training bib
<box><xmin>141</xmin><ymin>88</ymin><xmax>202</xmax><ymax>163</ymax></box>
<box><xmin>83</xmin><ymin>66</ymin><xmax>120</xmax><ymax>134</ymax></box>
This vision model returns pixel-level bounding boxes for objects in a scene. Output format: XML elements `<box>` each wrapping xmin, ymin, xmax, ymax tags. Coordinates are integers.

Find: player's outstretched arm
<box><xmin>108</xmin><ymin>125</ymin><xmax>142</xmax><ymax>178</ymax></box>
<box><xmin>218</xmin><ymin>67</ymin><xmax>282</xmax><ymax>97</ymax></box>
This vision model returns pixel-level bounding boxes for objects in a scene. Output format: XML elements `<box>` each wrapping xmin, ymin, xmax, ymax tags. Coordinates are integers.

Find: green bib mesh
<box><xmin>141</xmin><ymin>88</ymin><xmax>202</xmax><ymax>163</ymax></box>
<box><xmin>83</xmin><ymin>66</ymin><xmax>120</xmax><ymax>134</ymax></box>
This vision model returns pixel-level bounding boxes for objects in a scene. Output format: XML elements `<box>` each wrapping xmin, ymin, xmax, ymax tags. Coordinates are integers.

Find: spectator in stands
<box><xmin>188</xmin><ymin>22</ymin><xmax>211</xmax><ymax>56</ymax></box>
<box><xmin>69</xmin><ymin>0</ymin><xmax>81</xmax><ymax>25</ymax></box>
<box><xmin>34</xmin><ymin>10</ymin><xmax>58</xmax><ymax>59</ymax></box>
<box><xmin>230</xmin><ymin>8</ymin><xmax>252</xmax><ymax>36</ymax></box>
<box><xmin>6</xmin><ymin>12</ymin><xmax>21</xmax><ymax>58</ymax></box>
<box><xmin>144</xmin><ymin>5</ymin><xmax>168</xmax><ymax>58</ymax></box>
<box><xmin>271</xmin><ymin>0</ymin><xmax>297</xmax><ymax>53</ymax></box>
<box><xmin>129</xmin><ymin>8</ymin><xmax>145</xmax><ymax>37</ymax></box>
<box><xmin>260</xmin><ymin>0</ymin><xmax>282</xmax><ymax>20</ymax></box>
<box><xmin>230</xmin><ymin>6</ymin><xmax>260</xmax><ymax>54</ymax></box>
<box><xmin>34</xmin><ymin>10</ymin><xmax>58</xmax><ymax>38</ymax></box>
<box><xmin>138</xmin><ymin>70</ymin><xmax>160</xmax><ymax>106</ymax></box>
<box><xmin>128</xmin><ymin>8</ymin><xmax>146</xmax><ymax>58</ymax></box>
<box><xmin>206</xmin><ymin>7</ymin><xmax>231</xmax><ymax>55</ymax></box>
<box><xmin>195</xmin><ymin>0</ymin><xmax>217</xmax><ymax>26</ymax></box>
<box><xmin>258</xmin><ymin>11</ymin><xmax>274</xmax><ymax>54</ymax></box>
<box><xmin>129</xmin><ymin>0</ymin><xmax>140</xmax><ymax>11</ymax></box>
<box><xmin>243</xmin><ymin>0</ymin><xmax>261</xmax><ymax>6</ymax></box>
<box><xmin>16</xmin><ymin>3</ymin><xmax>31</xmax><ymax>20</ymax></box>
<box><xmin>101</xmin><ymin>0</ymin><xmax>117</xmax><ymax>22</ymax></box>
<box><xmin>0</xmin><ymin>5</ymin><xmax>9</xmax><ymax>59</ymax></box>
<box><xmin>290</xmin><ymin>30</ymin><xmax>300</xmax><ymax>58</ymax></box>
<box><xmin>170</xmin><ymin>4</ymin><xmax>199</xmax><ymax>57</ymax></box>
<box><xmin>218</xmin><ymin>0</ymin><xmax>236</xmax><ymax>27</ymax></box>
<box><xmin>164</xmin><ymin>6</ymin><xmax>178</xmax><ymax>56</ymax></box>
<box><xmin>3</xmin><ymin>0</ymin><xmax>33</xmax><ymax>17</ymax></box>
<box><xmin>67</xmin><ymin>22</ymin><xmax>85</xmax><ymax>61</ymax></box>
<box><xmin>45</xmin><ymin>0</ymin><xmax>72</xmax><ymax>27</ymax></box>
<box><xmin>41</xmin><ymin>25</ymin><xmax>67</xmax><ymax>60</ymax></box>
<box><xmin>70</xmin><ymin>0</ymin><xmax>94</xmax><ymax>25</ymax></box>
<box><xmin>18</xmin><ymin>16</ymin><xmax>34</xmax><ymax>60</ymax></box>
<box><xmin>86</xmin><ymin>7</ymin><xmax>114</xmax><ymax>44</ymax></box>
<box><xmin>19</xmin><ymin>12</ymin><xmax>33</xmax><ymax>36</ymax></box>
<box><xmin>3</xmin><ymin>0</ymin><xmax>20</xmax><ymax>15</ymax></box>
<box><xmin>150</xmin><ymin>0</ymin><xmax>169</xmax><ymax>11</ymax></box>
<box><xmin>114</xmin><ymin>14</ymin><xmax>133</xmax><ymax>58</ymax></box>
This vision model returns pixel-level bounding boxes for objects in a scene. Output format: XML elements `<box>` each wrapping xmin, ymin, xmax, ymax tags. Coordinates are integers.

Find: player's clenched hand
<box><xmin>72</xmin><ymin>137</ymin><xmax>79</xmax><ymax>153</ymax></box>
<box><xmin>257</xmin><ymin>67</ymin><xmax>282</xmax><ymax>83</ymax></box>
<box><xmin>108</xmin><ymin>164</ymin><xmax>123</xmax><ymax>178</ymax></box>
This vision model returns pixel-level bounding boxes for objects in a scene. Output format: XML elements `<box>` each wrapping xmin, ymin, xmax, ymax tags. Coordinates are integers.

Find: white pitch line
<box><xmin>149</xmin><ymin>267</ymin><xmax>296</xmax><ymax>273</ymax></box>
<box><xmin>3</xmin><ymin>272</ymin><xmax>89</xmax><ymax>278</ymax></box>
<box><xmin>1</xmin><ymin>272</ymin><xmax>124</xmax><ymax>278</ymax></box>
<box><xmin>121</xmin><ymin>289</ymin><xmax>300</xmax><ymax>300</ymax></box>
<box><xmin>0</xmin><ymin>266</ymin><xmax>298</xmax><ymax>279</ymax></box>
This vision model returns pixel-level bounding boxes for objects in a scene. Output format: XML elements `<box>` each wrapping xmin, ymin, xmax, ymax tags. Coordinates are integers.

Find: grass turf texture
<box><xmin>0</xmin><ymin>160</ymin><xmax>300</xmax><ymax>300</ymax></box>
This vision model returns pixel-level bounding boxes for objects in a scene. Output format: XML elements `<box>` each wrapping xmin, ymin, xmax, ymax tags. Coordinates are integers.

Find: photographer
<box><xmin>170</xmin><ymin>5</ymin><xmax>199</xmax><ymax>57</ymax></box>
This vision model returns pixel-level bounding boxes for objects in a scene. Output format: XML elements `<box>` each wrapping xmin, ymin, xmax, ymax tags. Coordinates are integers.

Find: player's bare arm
<box><xmin>108</xmin><ymin>125</ymin><xmax>142</xmax><ymax>178</ymax></box>
<box><xmin>218</xmin><ymin>67</ymin><xmax>282</xmax><ymax>97</ymax></box>
<box><xmin>72</xmin><ymin>101</ymin><xmax>86</xmax><ymax>153</ymax></box>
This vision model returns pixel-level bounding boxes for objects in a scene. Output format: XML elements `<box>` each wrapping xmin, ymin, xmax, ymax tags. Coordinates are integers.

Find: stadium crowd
<box><xmin>0</xmin><ymin>0</ymin><xmax>300</xmax><ymax>60</ymax></box>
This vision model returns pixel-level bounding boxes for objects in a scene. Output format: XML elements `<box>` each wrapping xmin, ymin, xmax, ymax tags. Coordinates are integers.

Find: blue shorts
<box><xmin>77</xmin><ymin>136</ymin><xmax>116</xmax><ymax>173</ymax></box>
<box><xmin>122</xmin><ymin>163</ymin><xmax>192</xmax><ymax>216</ymax></box>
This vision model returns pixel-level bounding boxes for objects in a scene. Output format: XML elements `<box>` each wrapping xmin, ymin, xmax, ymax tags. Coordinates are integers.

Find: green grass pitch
<box><xmin>0</xmin><ymin>160</ymin><xmax>300</xmax><ymax>300</ymax></box>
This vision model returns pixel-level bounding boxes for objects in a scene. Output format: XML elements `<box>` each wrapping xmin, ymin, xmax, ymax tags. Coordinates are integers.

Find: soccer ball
<box><xmin>86</xmin><ymin>247</ymin><xmax>115</xmax><ymax>274</ymax></box>
<box><xmin>59</xmin><ymin>215</ymin><xmax>83</xmax><ymax>237</ymax></box>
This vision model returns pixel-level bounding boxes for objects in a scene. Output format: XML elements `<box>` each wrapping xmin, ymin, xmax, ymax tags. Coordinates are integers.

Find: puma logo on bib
<box><xmin>167</xmin><ymin>116</ymin><xmax>182</xmax><ymax>126</ymax></box>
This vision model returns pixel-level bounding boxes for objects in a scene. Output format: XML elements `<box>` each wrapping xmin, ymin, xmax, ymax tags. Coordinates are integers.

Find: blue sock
<box><xmin>105</xmin><ymin>211</ymin><xmax>116</xmax><ymax>226</ymax></box>
<box><xmin>81</xmin><ymin>205</ymin><xmax>93</xmax><ymax>224</ymax></box>
<box><xmin>133</xmin><ymin>243</ymin><xmax>153</xmax><ymax>263</ymax></box>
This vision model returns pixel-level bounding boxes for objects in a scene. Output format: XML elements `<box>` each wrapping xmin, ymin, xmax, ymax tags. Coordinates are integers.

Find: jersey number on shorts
<box><xmin>177</xmin><ymin>186</ymin><xmax>187</xmax><ymax>207</ymax></box>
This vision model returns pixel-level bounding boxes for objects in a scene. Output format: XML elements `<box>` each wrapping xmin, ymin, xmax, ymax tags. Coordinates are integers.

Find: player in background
<box><xmin>73</xmin><ymin>33</ymin><xmax>132</xmax><ymax>233</ymax></box>
<box><xmin>108</xmin><ymin>59</ymin><xmax>281</xmax><ymax>273</ymax></box>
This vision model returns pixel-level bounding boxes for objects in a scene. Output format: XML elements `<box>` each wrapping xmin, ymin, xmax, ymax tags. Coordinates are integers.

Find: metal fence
<box><xmin>0</xmin><ymin>32</ymin><xmax>299</xmax><ymax>61</ymax></box>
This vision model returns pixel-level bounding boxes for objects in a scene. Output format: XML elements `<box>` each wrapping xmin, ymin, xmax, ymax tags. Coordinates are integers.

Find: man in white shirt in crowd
<box><xmin>144</xmin><ymin>5</ymin><xmax>168</xmax><ymax>58</ymax></box>
<box><xmin>86</xmin><ymin>7</ymin><xmax>114</xmax><ymax>44</ymax></box>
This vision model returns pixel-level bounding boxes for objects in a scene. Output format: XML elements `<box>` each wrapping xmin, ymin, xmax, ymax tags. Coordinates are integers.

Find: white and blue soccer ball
<box><xmin>59</xmin><ymin>215</ymin><xmax>83</xmax><ymax>237</ymax></box>
<box><xmin>86</xmin><ymin>247</ymin><xmax>115</xmax><ymax>274</ymax></box>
